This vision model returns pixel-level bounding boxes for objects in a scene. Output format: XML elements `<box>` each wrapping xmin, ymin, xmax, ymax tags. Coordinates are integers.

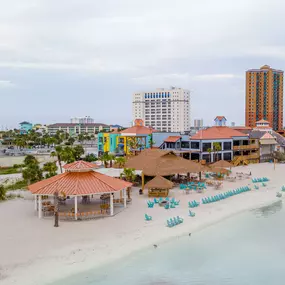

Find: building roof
<box><xmin>63</xmin><ymin>160</ymin><xmax>99</xmax><ymax>171</ymax></box>
<box><xmin>125</xmin><ymin>149</ymin><xmax>203</xmax><ymax>176</ymax></box>
<box><xmin>48</xmin><ymin>123</ymin><xmax>109</xmax><ymax>128</ymax></box>
<box><xmin>211</xmin><ymin>160</ymin><xmax>233</xmax><ymax>168</ymax></box>
<box><xmin>191</xmin><ymin>126</ymin><xmax>247</xmax><ymax>140</ymax></box>
<box><xmin>20</xmin><ymin>121</ymin><xmax>32</xmax><ymax>125</ymax></box>
<box><xmin>145</xmin><ymin>176</ymin><xmax>174</xmax><ymax>189</ymax></box>
<box><xmin>214</xmin><ymin>116</ymin><xmax>226</xmax><ymax>121</ymax></box>
<box><xmin>120</xmin><ymin>125</ymin><xmax>155</xmax><ymax>135</ymax></box>
<box><xmin>164</xmin><ymin>136</ymin><xmax>181</xmax><ymax>143</ymax></box>
<box><xmin>260</xmin><ymin>132</ymin><xmax>274</xmax><ymax>140</ymax></box>
<box><xmin>28</xmin><ymin>171</ymin><xmax>132</xmax><ymax>195</ymax></box>
<box><xmin>256</xmin><ymin>119</ymin><xmax>270</xmax><ymax>124</ymax></box>
<box><xmin>272</xmin><ymin>132</ymin><xmax>285</xmax><ymax>147</ymax></box>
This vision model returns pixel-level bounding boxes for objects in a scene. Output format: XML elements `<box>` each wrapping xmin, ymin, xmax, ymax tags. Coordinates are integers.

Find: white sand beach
<box><xmin>0</xmin><ymin>163</ymin><xmax>284</xmax><ymax>285</ymax></box>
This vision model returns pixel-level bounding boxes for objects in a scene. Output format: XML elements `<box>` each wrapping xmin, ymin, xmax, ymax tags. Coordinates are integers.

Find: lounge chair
<box><xmin>145</xmin><ymin>214</ymin><xmax>152</xmax><ymax>221</ymax></box>
<box><xmin>164</xmin><ymin>203</ymin><xmax>170</xmax><ymax>210</ymax></box>
<box><xmin>167</xmin><ymin>220</ymin><xmax>174</xmax><ymax>227</ymax></box>
<box><xmin>189</xmin><ymin>210</ymin><xmax>196</xmax><ymax>217</ymax></box>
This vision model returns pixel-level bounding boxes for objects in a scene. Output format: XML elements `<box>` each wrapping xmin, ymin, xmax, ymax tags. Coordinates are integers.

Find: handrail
<box><xmin>233</xmin><ymin>144</ymin><xmax>259</xmax><ymax>150</ymax></box>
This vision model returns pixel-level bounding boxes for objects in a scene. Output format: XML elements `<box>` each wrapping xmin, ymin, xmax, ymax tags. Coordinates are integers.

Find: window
<box><xmin>202</xmin><ymin>142</ymin><xmax>211</xmax><ymax>152</ymax></box>
<box><xmin>223</xmin><ymin>142</ymin><xmax>232</xmax><ymax>150</ymax></box>
<box><xmin>191</xmin><ymin>141</ymin><xmax>200</xmax><ymax>149</ymax></box>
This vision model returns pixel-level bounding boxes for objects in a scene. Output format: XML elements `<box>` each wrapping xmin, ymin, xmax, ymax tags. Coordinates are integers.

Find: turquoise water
<box><xmin>53</xmin><ymin>201</ymin><xmax>285</xmax><ymax>285</ymax></box>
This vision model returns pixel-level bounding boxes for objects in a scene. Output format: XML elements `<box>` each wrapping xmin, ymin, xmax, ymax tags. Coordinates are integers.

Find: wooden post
<box><xmin>54</xmin><ymin>191</ymin><xmax>59</xmax><ymax>227</ymax></box>
<box><xmin>34</xmin><ymin>195</ymin><xmax>38</xmax><ymax>211</ymax></box>
<box><xmin>38</xmin><ymin>195</ymin><xmax>42</xmax><ymax>219</ymax></box>
<box><xmin>74</xmin><ymin>196</ymin><xmax>78</xmax><ymax>220</ymax></box>
<box><xmin>110</xmin><ymin>193</ymin><xmax>114</xmax><ymax>216</ymax></box>
<box><xmin>123</xmin><ymin>188</ymin><xmax>127</xmax><ymax>208</ymax></box>
<box><xmin>141</xmin><ymin>172</ymin><xmax>145</xmax><ymax>193</ymax></box>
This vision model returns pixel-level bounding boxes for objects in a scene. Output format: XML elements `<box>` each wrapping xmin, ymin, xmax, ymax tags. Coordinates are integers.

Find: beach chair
<box><xmin>170</xmin><ymin>203</ymin><xmax>175</xmax><ymax>208</ymax></box>
<box><xmin>171</xmin><ymin>198</ymin><xmax>175</xmax><ymax>203</ymax></box>
<box><xmin>189</xmin><ymin>210</ymin><xmax>195</xmax><ymax>217</ymax></box>
<box><xmin>177</xmin><ymin>216</ymin><xmax>184</xmax><ymax>223</ymax></box>
<box><xmin>145</xmin><ymin>214</ymin><xmax>152</xmax><ymax>221</ymax></box>
<box><xmin>164</xmin><ymin>203</ymin><xmax>170</xmax><ymax>210</ymax></box>
<box><xmin>262</xmin><ymin>182</ymin><xmax>267</xmax><ymax>187</ymax></box>
<box><xmin>167</xmin><ymin>219</ymin><xmax>174</xmax><ymax>227</ymax></box>
<box><xmin>254</xmin><ymin>185</ymin><xmax>259</xmax><ymax>190</ymax></box>
<box><xmin>154</xmin><ymin>198</ymin><xmax>159</xmax><ymax>204</ymax></box>
<box><xmin>165</xmin><ymin>197</ymin><xmax>169</xmax><ymax>201</ymax></box>
<box><xmin>174</xmin><ymin>200</ymin><xmax>180</xmax><ymax>206</ymax></box>
<box><xmin>281</xmin><ymin>186</ymin><xmax>285</xmax><ymax>192</ymax></box>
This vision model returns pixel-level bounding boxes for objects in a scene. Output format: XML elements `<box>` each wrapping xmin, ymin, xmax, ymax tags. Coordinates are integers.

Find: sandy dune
<box><xmin>0</xmin><ymin>163</ymin><xmax>283</xmax><ymax>285</ymax></box>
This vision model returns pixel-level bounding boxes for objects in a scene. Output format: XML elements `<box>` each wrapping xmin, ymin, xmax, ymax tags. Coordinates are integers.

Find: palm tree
<box><xmin>207</xmin><ymin>148</ymin><xmax>213</xmax><ymax>163</ymax></box>
<box><xmin>213</xmin><ymin>142</ymin><xmax>222</xmax><ymax>162</ymax></box>
<box><xmin>149</xmin><ymin>134</ymin><xmax>155</xmax><ymax>149</ymax></box>
<box><xmin>43</xmin><ymin>162</ymin><xmax>58</xmax><ymax>178</ymax></box>
<box><xmin>100</xmin><ymin>152</ymin><xmax>111</xmax><ymax>168</ymax></box>
<box><xmin>109</xmin><ymin>154</ymin><xmax>115</xmax><ymax>168</ymax></box>
<box><xmin>51</xmin><ymin>146</ymin><xmax>64</xmax><ymax>173</ymax></box>
<box><xmin>120</xmin><ymin>168</ymin><xmax>136</xmax><ymax>199</ymax></box>
<box><xmin>115</xmin><ymin>157</ymin><xmax>126</xmax><ymax>168</ymax></box>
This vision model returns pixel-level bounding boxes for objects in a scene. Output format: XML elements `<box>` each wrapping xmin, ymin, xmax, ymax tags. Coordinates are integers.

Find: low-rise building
<box><xmin>19</xmin><ymin>121</ymin><xmax>33</xmax><ymax>134</ymax></box>
<box><xmin>47</xmin><ymin>123</ymin><xmax>110</xmax><ymax>136</ymax></box>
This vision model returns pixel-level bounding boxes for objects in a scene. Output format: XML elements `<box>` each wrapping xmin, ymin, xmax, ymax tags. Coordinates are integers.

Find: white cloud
<box><xmin>193</xmin><ymin>74</ymin><xmax>242</xmax><ymax>81</ymax></box>
<box><xmin>0</xmin><ymin>80</ymin><xmax>15</xmax><ymax>88</ymax></box>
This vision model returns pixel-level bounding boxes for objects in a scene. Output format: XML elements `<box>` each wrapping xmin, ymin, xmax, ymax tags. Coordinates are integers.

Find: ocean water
<box><xmin>53</xmin><ymin>201</ymin><xmax>285</xmax><ymax>285</ymax></box>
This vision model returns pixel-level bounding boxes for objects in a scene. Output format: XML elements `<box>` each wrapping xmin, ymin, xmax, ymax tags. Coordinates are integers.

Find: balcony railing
<box><xmin>235</xmin><ymin>153</ymin><xmax>260</xmax><ymax>159</ymax></box>
<box><xmin>233</xmin><ymin>144</ymin><xmax>259</xmax><ymax>150</ymax></box>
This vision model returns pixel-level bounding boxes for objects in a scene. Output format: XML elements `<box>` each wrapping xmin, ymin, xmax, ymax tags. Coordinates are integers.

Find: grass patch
<box><xmin>4</xmin><ymin>180</ymin><xmax>28</xmax><ymax>191</ymax></box>
<box><xmin>0</xmin><ymin>167</ymin><xmax>21</xmax><ymax>175</ymax></box>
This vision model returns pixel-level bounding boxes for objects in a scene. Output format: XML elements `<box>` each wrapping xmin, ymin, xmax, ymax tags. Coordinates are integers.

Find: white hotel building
<box><xmin>132</xmin><ymin>87</ymin><xmax>191</xmax><ymax>132</ymax></box>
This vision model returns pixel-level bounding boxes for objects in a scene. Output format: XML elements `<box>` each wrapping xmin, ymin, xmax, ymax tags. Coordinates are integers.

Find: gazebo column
<box><xmin>34</xmin><ymin>195</ymin><xmax>38</xmax><ymax>211</ymax></box>
<box><xmin>38</xmin><ymin>195</ymin><xmax>42</xmax><ymax>219</ymax></box>
<box><xmin>123</xmin><ymin>188</ymin><xmax>127</xmax><ymax>208</ymax></box>
<box><xmin>110</xmin><ymin>193</ymin><xmax>114</xmax><ymax>216</ymax></box>
<box><xmin>74</xmin><ymin>196</ymin><xmax>78</xmax><ymax>221</ymax></box>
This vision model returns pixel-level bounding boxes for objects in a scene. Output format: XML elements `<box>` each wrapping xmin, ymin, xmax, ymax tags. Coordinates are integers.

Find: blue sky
<box><xmin>1</xmin><ymin>0</ymin><xmax>285</xmax><ymax>129</ymax></box>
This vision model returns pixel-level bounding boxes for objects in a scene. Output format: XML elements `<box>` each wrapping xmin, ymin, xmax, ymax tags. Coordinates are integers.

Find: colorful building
<box><xmin>245</xmin><ymin>65</ymin><xmax>284</xmax><ymax>131</ymax></box>
<box><xmin>19</xmin><ymin>121</ymin><xmax>33</xmax><ymax>134</ymax></box>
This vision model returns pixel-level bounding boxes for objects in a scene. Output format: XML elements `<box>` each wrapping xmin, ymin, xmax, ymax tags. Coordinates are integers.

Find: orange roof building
<box><xmin>28</xmin><ymin>161</ymin><xmax>132</xmax><ymax>220</ymax></box>
<box><xmin>189</xmin><ymin>126</ymin><xmax>249</xmax><ymax>163</ymax></box>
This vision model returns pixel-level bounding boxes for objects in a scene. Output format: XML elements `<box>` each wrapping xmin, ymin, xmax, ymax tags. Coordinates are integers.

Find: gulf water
<box><xmin>52</xmin><ymin>201</ymin><xmax>285</xmax><ymax>285</ymax></box>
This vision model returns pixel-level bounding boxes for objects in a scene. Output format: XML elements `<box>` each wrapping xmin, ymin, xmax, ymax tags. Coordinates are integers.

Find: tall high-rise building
<box><xmin>70</xmin><ymin>116</ymin><xmax>94</xmax><ymax>124</ymax></box>
<box><xmin>132</xmin><ymin>87</ymin><xmax>191</xmax><ymax>132</ymax></box>
<box><xmin>194</xmin><ymin>119</ymin><xmax>203</xmax><ymax>129</ymax></box>
<box><xmin>246</xmin><ymin>65</ymin><xmax>284</xmax><ymax>131</ymax></box>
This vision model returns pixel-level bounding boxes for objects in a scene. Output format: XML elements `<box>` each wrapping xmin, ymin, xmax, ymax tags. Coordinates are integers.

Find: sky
<box><xmin>1</xmin><ymin>0</ymin><xmax>285</xmax><ymax>129</ymax></box>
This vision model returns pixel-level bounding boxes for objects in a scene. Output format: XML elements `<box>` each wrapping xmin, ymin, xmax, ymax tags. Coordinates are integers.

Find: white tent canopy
<box><xmin>95</xmin><ymin>168</ymin><xmax>142</xmax><ymax>177</ymax></box>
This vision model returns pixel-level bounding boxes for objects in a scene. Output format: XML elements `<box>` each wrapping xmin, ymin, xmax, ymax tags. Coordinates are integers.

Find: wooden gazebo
<box><xmin>145</xmin><ymin>176</ymin><xmax>174</xmax><ymax>197</ymax></box>
<box><xmin>28</xmin><ymin>161</ymin><xmax>132</xmax><ymax>220</ymax></box>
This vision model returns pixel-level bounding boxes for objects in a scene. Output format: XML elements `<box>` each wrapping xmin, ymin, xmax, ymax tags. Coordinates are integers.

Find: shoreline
<box><xmin>0</xmin><ymin>163</ymin><xmax>283</xmax><ymax>285</ymax></box>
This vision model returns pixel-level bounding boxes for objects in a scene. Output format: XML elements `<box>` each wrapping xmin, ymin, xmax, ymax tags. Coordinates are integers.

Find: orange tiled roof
<box><xmin>28</xmin><ymin>171</ymin><xmax>132</xmax><ymax>195</ymax></box>
<box><xmin>260</xmin><ymin>132</ymin><xmax>274</xmax><ymax>139</ymax></box>
<box><xmin>164</xmin><ymin>136</ymin><xmax>181</xmax><ymax>143</ymax></box>
<box><xmin>63</xmin><ymin>160</ymin><xmax>99</xmax><ymax>170</ymax></box>
<box><xmin>191</xmin><ymin>126</ymin><xmax>248</xmax><ymax>140</ymax></box>
<box><xmin>120</xmin><ymin>125</ymin><xmax>155</xmax><ymax>135</ymax></box>
<box><xmin>215</xmin><ymin>116</ymin><xmax>226</xmax><ymax>121</ymax></box>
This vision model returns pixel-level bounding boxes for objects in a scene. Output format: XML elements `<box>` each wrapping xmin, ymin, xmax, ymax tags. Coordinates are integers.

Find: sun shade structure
<box><xmin>28</xmin><ymin>172</ymin><xmax>132</xmax><ymax>196</ymax></box>
<box><xmin>145</xmin><ymin>176</ymin><xmax>174</xmax><ymax>189</ymax></box>
<box><xmin>211</xmin><ymin>160</ymin><xmax>233</xmax><ymax>168</ymax></box>
<box><xmin>145</xmin><ymin>176</ymin><xmax>174</xmax><ymax>197</ymax></box>
<box><xmin>28</xmin><ymin>163</ymin><xmax>132</xmax><ymax>220</ymax></box>
<box><xmin>63</xmin><ymin>160</ymin><xmax>99</xmax><ymax>171</ymax></box>
<box><xmin>125</xmin><ymin>149</ymin><xmax>202</xmax><ymax>176</ymax></box>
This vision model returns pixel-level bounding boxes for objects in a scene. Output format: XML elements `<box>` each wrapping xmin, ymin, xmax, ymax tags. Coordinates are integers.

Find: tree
<box><xmin>84</xmin><ymin>153</ymin><xmax>98</xmax><ymax>162</ymax></box>
<box><xmin>120</xmin><ymin>168</ymin><xmax>136</xmax><ymax>199</ymax></box>
<box><xmin>109</xmin><ymin>154</ymin><xmax>115</xmax><ymax>168</ymax></box>
<box><xmin>51</xmin><ymin>146</ymin><xmax>64</xmax><ymax>173</ymax></box>
<box><xmin>100</xmin><ymin>152</ymin><xmax>111</xmax><ymax>168</ymax></box>
<box><xmin>73</xmin><ymin>145</ymin><xmax>84</xmax><ymax>161</ymax></box>
<box><xmin>67</xmin><ymin>137</ymin><xmax>75</xmax><ymax>145</ymax></box>
<box><xmin>43</xmin><ymin>162</ymin><xmax>58</xmax><ymax>178</ymax></box>
<box><xmin>24</xmin><ymin>154</ymin><xmax>38</xmax><ymax>166</ymax></box>
<box><xmin>149</xmin><ymin>134</ymin><xmax>155</xmax><ymax>149</ymax></box>
<box><xmin>213</xmin><ymin>142</ymin><xmax>222</xmax><ymax>162</ymax></box>
<box><xmin>0</xmin><ymin>185</ymin><xmax>6</xmax><ymax>201</ymax></box>
<box><xmin>207</xmin><ymin>148</ymin><xmax>213</xmax><ymax>163</ymax></box>
<box><xmin>115</xmin><ymin>157</ymin><xmax>126</xmax><ymax>168</ymax></box>
<box><xmin>22</xmin><ymin>155</ymin><xmax>43</xmax><ymax>184</ymax></box>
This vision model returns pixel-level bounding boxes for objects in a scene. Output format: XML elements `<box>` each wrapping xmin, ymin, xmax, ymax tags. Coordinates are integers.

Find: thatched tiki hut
<box><xmin>145</xmin><ymin>176</ymin><xmax>174</xmax><ymax>197</ymax></box>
